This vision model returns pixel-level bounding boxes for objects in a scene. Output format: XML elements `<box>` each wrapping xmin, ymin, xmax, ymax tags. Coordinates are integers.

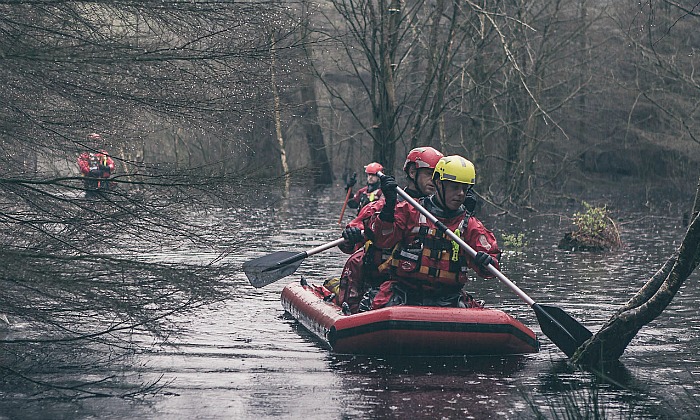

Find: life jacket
<box><xmin>382</xmin><ymin>213</ymin><xmax>470</xmax><ymax>291</ymax></box>
<box><xmin>358</xmin><ymin>184</ymin><xmax>382</xmax><ymax>209</ymax></box>
<box><xmin>95</xmin><ymin>153</ymin><xmax>113</xmax><ymax>176</ymax></box>
<box><xmin>88</xmin><ymin>154</ymin><xmax>99</xmax><ymax>172</ymax></box>
<box><xmin>360</xmin><ymin>239</ymin><xmax>393</xmax><ymax>285</ymax></box>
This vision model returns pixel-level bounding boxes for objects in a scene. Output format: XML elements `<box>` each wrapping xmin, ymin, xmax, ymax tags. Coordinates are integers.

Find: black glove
<box><xmin>345</xmin><ymin>173</ymin><xmax>357</xmax><ymax>191</ymax></box>
<box><xmin>342</xmin><ymin>227</ymin><xmax>363</xmax><ymax>246</ymax></box>
<box><xmin>380</xmin><ymin>175</ymin><xmax>398</xmax><ymax>203</ymax></box>
<box><xmin>378</xmin><ymin>175</ymin><xmax>398</xmax><ymax>222</ymax></box>
<box><xmin>474</xmin><ymin>251</ymin><xmax>494</xmax><ymax>270</ymax></box>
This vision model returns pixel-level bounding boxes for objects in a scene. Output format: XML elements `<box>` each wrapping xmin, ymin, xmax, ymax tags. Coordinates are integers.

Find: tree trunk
<box><xmin>270</xmin><ymin>31</ymin><xmax>290</xmax><ymax>193</ymax></box>
<box><xmin>371</xmin><ymin>0</ymin><xmax>401</xmax><ymax>173</ymax></box>
<box><xmin>300</xmin><ymin>74</ymin><xmax>333</xmax><ymax>185</ymax></box>
<box><xmin>300</xmin><ymin>3</ymin><xmax>333</xmax><ymax>185</ymax></box>
<box><xmin>572</xmin><ymin>177</ymin><xmax>700</xmax><ymax>365</ymax></box>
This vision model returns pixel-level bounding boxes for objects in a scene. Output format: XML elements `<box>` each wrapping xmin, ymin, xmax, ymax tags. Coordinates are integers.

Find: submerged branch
<box><xmin>572</xmin><ymin>177</ymin><xmax>700</xmax><ymax>366</ymax></box>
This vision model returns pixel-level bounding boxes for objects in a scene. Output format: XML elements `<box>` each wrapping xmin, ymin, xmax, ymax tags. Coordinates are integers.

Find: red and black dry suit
<box><xmin>77</xmin><ymin>151</ymin><xmax>115</xmax><ymax>196</ymax></box>
<box><xmin>366</xmin><ymin>196</ymin><xmax>500</xmax><ymax>310</ymax></box>
<box><xmin>347</xmin><ymin>182</ymin><xmax>383</xmax><ymax>215</ymax></box>
<box><xmin>335</xmin><ymin>187</ymin><xmax>426</xmax><ymax>313</ymax></box>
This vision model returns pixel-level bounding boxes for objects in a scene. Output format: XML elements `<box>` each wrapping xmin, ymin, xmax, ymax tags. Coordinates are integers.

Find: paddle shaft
<box><xmin>382</xmin><ymin>174</ymin><xmax>536</xmax><ymax>306</ymax></box>
<box><xmin>267</xmin><ymin>237</ymin><xmax>347</xmax><ymax>270</ymax></box>
<box><xmin>338</xmin><ymin>187</ymin><xmax>353</xmax><ymax>226</ymax></box>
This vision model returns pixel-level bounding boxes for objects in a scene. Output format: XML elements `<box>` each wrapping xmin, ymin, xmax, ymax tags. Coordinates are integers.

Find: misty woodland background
<box><xmin>1</xmin><ymin>0</ymin><xmax>698</xmax><ymax>395</ymax></box>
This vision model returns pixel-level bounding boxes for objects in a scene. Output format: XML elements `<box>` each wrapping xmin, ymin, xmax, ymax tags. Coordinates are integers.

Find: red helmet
<box><xmin>403</xmin><ymin>147</ymin><xmax>444</xmax><ymax>173</ymax></box>
<box><xmin>364</xmin><ymin>162</ymin><xmax>383</xmax><ymax>175</ymax></box>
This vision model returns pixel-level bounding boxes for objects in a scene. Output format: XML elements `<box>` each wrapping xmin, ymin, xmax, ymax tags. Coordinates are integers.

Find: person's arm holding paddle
<box><xmin>367</xmin><ymin>174</ymin><xmax>403</xmax><ymax>248</ymax></box>
<box><xmin>339</xmin><ymin>226</ymin><xmax>364</xmax><ymax>253</ymax></box>
<box><xmin>462</xmin><ymin>217</ymin><xmax>501</xmax><ymax>278</ymax></box>
<box><xmin>338</xmin><ymin>197</ymin><xmax>383</xmax><ymax>254</ymax></box>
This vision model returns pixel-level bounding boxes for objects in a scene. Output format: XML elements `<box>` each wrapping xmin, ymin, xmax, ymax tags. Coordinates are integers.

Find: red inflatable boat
<box><xmin>281</xmin><ymin>280</ymin><xmax>540</xmax><ymax>356</ymax></box>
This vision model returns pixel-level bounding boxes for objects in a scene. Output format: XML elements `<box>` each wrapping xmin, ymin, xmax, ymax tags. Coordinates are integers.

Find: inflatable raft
<box><xmin>281</xmin><ymin>280</ymin><xmax>540</xmax><ymax>356</ymax></box>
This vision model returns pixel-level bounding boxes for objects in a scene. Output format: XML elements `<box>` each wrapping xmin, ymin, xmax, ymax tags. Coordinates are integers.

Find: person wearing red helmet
<box><xmin>341</xmin><ymin>148</ymin><xmax>444</xmax><ymax>252</ymax></box>
<box><xmin>331</xmin><ymin>148</ymin><xmax>445</xmax><ymax>313</ymax></box>
<box><xmin>77</xmin><ymin>133</ymin><xmax>116</xmax><ymax>198</ymax></box>
<box><xmin>402</xmin><ymin>147</ymin><xmax>444</xmax><ymax>199</ymax></box>
<box><xmin>346</xmin><ymin>162</ymin><xmax>384</xmax><ymax>214</ymax></box>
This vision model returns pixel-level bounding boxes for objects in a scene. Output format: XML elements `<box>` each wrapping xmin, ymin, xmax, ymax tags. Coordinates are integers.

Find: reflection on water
<box><xmin>1</xmin><ymin>186</ymin><xmax>698</xmax><ymax>419</ymax></box>
<box><xmin>327</xmin><ymin>355</ymin><xmax>535</xmax><ymax>418</ymax></box>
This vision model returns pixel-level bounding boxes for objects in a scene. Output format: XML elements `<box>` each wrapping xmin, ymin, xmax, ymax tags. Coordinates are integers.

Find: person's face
<box><xmin>411</xmin><ymin>167</ymin><xmax>435</xmax><ymax>195</ymax></box>
<box><xmin>367</xmin><ymin>174</ymin><xmax>380</xmax><ymax>184</ymax></box>
<box><xmin>437</xmin><ymin>181</ymin><xmax>471</xmax><ymax>211</ymax></box>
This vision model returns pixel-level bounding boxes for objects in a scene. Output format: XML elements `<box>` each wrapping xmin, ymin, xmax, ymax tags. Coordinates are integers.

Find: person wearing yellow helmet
<box><xmin>362</xmin><ymin>155</ymin><xmax>500</xmax><ymax>311</ymax></box>
<box><xmin>430</xmin><ymin>155</ymin><xmax>476</xmax><ymax>214</ymax></box>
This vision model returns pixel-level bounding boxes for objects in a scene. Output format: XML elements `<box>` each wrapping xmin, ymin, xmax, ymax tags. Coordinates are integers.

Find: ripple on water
<box><xmin>6</xmin><ymin>191</ymin><xmax>698</xmax><ymax>419</ymax></box>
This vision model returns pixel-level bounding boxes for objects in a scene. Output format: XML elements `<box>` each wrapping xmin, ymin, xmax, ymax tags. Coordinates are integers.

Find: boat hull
<box><xmin>281</xmin><ymin>281</ymin><xmax>539</xmax><ymax>356</ymax></box>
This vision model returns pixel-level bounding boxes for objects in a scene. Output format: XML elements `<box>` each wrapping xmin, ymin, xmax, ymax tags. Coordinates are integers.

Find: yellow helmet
<box><xmin>432</xmin><ymin>155</ymin><xmax>475</xmax><ymax>185</ymax></box>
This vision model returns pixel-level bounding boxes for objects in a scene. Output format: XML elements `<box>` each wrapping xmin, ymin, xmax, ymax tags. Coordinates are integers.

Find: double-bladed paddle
<box><xmin>243</xmin><ymin>237</ymin><xmax>346</xmax><ymax>288</ymax></box>
<box><xmin>382</xmin><ymin>173</ymin><xmax>592</xmax><ymax>357</ymax></box>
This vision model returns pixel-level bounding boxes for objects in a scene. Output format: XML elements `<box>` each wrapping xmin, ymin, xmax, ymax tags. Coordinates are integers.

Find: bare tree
<box><xmin>0</xmin><ymin>0</ymin><xmax>300</xmax><ymax>395</ymax></box>
<box><xmin>297</xmin><ymin>1</ymin><xmax>334</xmax><ymax>184</ymax></box>
<box><xmin>311</xmin><ymin>0</ymin><xmax>424</xmax><ymax>173</ymax></box>
<box><xmin>308</xmin><ymin>0</ymin><xmax>604</xmax><ymax>201</ymax></box>
<box><xmin>437</xmin><ymin>0</ymin><xmax>604</xmax><ymax>206</ymax></box>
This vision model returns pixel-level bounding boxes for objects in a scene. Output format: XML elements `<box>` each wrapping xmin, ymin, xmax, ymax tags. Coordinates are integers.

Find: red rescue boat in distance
<box><xmin>281</xmin><ymin>280</ymin><xmax>540</xmax><ymax>356</ymax></box>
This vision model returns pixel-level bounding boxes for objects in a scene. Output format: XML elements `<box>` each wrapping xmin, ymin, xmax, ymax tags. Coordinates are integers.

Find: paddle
<box><xmin>338</xmin><ymin>173</ymin><xmax>356</xmax><ymax>226</ymax></box>
<box><xmin>381</xmin><ymin>173</ymin><xmax>593</xmax><ymax>357</ymax></box>
<box><xmin>338</xmin><ymin>186</ymin><xmax>353</xmax><ymax>226</ymax></box>
<box><xmin>243</xmin><ymin>237</ymin><xmax>347</xmax><ymax>288</ymax></box>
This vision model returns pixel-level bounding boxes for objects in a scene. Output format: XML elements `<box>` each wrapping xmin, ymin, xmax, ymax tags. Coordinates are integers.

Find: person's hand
<box><xmin>379</xmin><ymin>175</ymin><xmax>398</xmax><ymax>222</ymax></box>
<box><xmin>342</xmin><ymin>227</ymin><xmax>363</xmax><ymax>246</ymax></box>
<box><xmin>474</xmin><ymin>251</ymin><xmax>494</xmax><ymax>270</ymax></box>
<box><xmin>345</xmin><ymin>173</ymin><xmax>357</xmax><ymax>191</ymax></box>
<box><xmin>380</xmin><ymin>175</ymin><xmax>398</xmax><ymax>199</ymax></box>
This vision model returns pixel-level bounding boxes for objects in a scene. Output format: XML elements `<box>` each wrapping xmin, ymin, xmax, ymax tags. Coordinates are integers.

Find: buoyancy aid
<box><xmin>337</xmin><ymin>237</ymin><xmax>393</xmax><ymax>313</ymax></box>
<box><xmin>384</xmin><ymin>213</ymin><xmax>471</xmax><ymax>291</ymax></box>
<box><xmin>361</xmin><ymin>239</ymin><xmax>392</xmax><ymax>277</ymax></box>
<box><xmin>358</xmin><ymin>184</ymin><xmax>382</xmax><ymax>210</ymax></box>
<box><xmin>88</xmin><ymin>154</ymin><xmax>100</xmax><ymax>172</ymax></box>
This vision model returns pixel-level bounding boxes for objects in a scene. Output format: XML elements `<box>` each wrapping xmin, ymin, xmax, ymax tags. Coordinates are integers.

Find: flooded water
<box><xmin>2</xmin><ymin>187</ymin><xmax>699</xmax><ymax>419</ymax></box>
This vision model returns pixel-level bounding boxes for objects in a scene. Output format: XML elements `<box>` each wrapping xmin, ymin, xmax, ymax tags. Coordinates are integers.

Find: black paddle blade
<box><xmin>533</xmin><ymin>303</ymin><xmax>593</xmax><ymax>357</ymax></box>
<box><xmin>243</xmin><ymin>251</ymin><xmax>305</xmax><ymax>288</ymax></box>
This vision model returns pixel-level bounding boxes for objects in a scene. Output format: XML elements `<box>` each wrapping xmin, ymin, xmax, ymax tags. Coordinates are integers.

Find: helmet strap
<box><xmin>434</xmin><ymin>179</ymin><xmax>448</xmax><ymax>210</ymax></box>
<box><xmin>408</xmin><ymin>165</ymin><xmax>422</xmax><ymax>193</ymax></box>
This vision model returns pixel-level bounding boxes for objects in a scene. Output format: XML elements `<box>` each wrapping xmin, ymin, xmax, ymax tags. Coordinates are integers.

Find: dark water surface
<box><xmin>3</xmin><ymin>187</ymin><xmax>699</xmax><ymax>419</ymax></box>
